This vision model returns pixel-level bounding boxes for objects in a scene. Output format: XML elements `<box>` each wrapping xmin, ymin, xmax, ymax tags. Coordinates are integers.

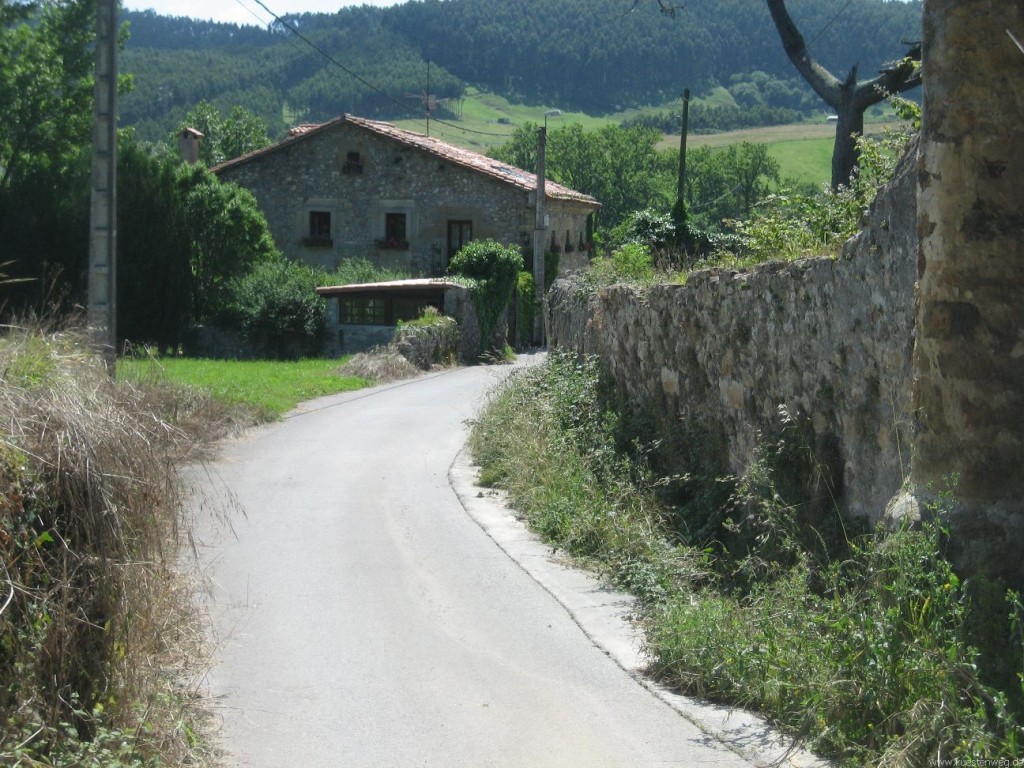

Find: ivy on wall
<box><xmin>448</xmin><ymin>239</ymin><xmax>524</xmax><ymax>351</ymax></box>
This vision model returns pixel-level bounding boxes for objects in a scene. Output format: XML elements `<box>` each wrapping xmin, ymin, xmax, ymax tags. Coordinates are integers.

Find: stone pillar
<box><xmin>910</xmin><ymin>0</ymin><xmax>1024</xmax><ymax>582</ymax></box>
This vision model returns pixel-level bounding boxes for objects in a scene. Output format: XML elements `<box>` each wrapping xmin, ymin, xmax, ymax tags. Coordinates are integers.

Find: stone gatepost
<box><xmin>897</xmin><ymin>0</ymin><xmax>1024</xmax><ymax>585</ymax></box>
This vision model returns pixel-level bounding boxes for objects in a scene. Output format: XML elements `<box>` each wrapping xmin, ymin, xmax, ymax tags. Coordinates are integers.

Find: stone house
<box><xmin>213</xmin><ymin>114</ymin><xmax>599</xmax><ymax>353</ymax></box>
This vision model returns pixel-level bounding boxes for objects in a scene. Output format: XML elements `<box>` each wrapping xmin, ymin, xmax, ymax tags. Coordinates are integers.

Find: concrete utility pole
<box><xmin>88</xmin><ymin>0</ymin><xmax>118</xmax><ymax>372</ymax></box>
<box><xmin>532</xmin><ymin>125</ymin><xmax>548</xmax><ymax>345</ymax></box>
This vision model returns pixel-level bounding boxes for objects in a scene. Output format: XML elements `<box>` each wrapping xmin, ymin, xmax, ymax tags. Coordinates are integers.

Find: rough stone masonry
<box><xmin>548</xmin><ymin>144</ymin><xmax>918</xmax><ymax>526</ymax></box>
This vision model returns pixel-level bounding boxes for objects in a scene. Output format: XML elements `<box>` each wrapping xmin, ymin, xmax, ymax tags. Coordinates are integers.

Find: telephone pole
<box><xmin>676</xmin><ymin>89</ymin><xmax>690</xmax><ymax>209</ymax></box>
<box><xmin>88</xmin><ymin>0</ymin><xmax>118</xmax><ymax>372</ymax></box>
<box><xmin>533</xmin><ymin>124</ymin><xmax>548</xmax><ymax>345</ymax></box>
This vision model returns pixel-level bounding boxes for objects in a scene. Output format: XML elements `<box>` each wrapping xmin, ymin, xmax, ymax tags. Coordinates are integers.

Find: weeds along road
<box><xmin>190</xmin><ymin>358</ymin><xmax>755</xmax><ymax>768</ymax></box>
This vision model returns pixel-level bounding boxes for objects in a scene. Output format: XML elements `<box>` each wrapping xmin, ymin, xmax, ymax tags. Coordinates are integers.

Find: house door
<box><xmin>447</xmin><ymin>220</ymin><xmax>473</xmax><ymax>262</ymax></box>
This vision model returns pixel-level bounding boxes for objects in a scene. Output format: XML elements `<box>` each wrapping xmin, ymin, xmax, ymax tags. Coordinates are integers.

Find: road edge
<box><xmin>449</xmin><ymin>448</ymin><xmax>830</xmax><ymax>768</ymax></box>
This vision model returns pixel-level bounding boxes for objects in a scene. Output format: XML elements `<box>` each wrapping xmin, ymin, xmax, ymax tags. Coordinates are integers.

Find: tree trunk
<box><xmin>831</xmin><ymin>85</ymin><xmax>865</xmax><ymax>189</ymax></box>
<box><xmin>906</xmin><ymin>0</ymin><xmax>1024</xmax><ymax>585</ymax></box>
<box><xmin>765</xmin><ymin>0</ymin><xmax>921</xmax><ymax>190</ymax></box>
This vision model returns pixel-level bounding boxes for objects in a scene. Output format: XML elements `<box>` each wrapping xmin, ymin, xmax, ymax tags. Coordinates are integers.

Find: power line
<box><xmin>232</xmin><ymin>0</ymin><xmax>273</xmax><ymax>28</ymax></box>
<box><xmin>247</xmin><ymin>0</ymin><xmax>513</xmax><ymax>139</ymax></box>
<box><xmin>807</xmin><ymin>0</ymin><xmax>855</xmax><ymax>48</ymax></box>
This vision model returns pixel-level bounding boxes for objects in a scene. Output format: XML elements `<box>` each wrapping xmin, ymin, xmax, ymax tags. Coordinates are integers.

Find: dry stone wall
<box><xmin>548</xmin><ymin>146</ymin><xmax>919</xmax><ymax>522</ymax></box>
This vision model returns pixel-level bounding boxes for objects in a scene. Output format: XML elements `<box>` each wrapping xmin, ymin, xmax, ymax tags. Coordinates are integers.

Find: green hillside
<box><xmin>119</xmin><ymin>0</ymin><xmax>922</xmax><ymax>146</ymax></box>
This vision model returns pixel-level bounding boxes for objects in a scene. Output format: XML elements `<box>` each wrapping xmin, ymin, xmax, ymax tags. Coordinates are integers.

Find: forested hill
<box><xmin>119</xmin><ymin>0</ymin><xmax>922</xmax><ymax>143</ymax></box>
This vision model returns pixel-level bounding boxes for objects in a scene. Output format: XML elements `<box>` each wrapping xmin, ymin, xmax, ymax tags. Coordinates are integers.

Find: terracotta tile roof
<box><xmin>214</xmin><ymin>114</ymin><xmax>600</xmax><ymax>207</ymax></box>
<box><xmin>286</xmin><ymin>123</ymin><xmax>321</xmax><ymax>137</ymax></box>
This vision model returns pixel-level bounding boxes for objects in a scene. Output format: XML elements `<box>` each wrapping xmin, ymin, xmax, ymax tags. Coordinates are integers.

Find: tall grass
<box><xmin>470</xmin><ymin>353</ymin><xmax>1024</xmax><ymax>765</ymax></box>
<box><xmin>1</xmin><ymin>325</ymin><xmax>217</xmax><ymax>767</ymax></box>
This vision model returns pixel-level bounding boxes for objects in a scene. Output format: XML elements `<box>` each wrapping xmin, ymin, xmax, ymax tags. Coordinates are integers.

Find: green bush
<box><xmin>318</xmin><ymin>258</ymin><xmax>410</xmax><ymax>287</ymax></box>
<box><xmin>447</xmin><ymin>239</ymin><xmax>523</xmax><ymax>351</ymax></box>
<box><xmin>222</xmin><ymin>259</ymin><xmax>325</xmax><ymax>358</ymax></box>
<box><xmin>708</xmin><ymin>122</ymin><xmax>916</xmax><ymax>268</ymax></box>
<box><xmin>516</xmin><ymin>271</ymin><xmax>536</xmax><ymax>347</ymax></box>
<box><xmin>581</xmin><ymin>242</ymin><xmax>656</xmax><ymax>291</ymax></box>
<box><xmin>609</xmin><ymin>208</ymin><xmax>675</xmax><ymax>251</ymax></box>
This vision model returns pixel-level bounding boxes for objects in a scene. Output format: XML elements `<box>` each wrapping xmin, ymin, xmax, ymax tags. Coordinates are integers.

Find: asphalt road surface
<box><xmin>191</xmin><ymin>361</ymin><xmax>759</xmax><ymax>768</ymax></box>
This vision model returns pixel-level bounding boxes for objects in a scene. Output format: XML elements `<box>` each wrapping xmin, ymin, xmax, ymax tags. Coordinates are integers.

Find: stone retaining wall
<box><xmin>548</xmin><ymin>147</ymin><xmax>918</xmax><ymax>522</ymax></box>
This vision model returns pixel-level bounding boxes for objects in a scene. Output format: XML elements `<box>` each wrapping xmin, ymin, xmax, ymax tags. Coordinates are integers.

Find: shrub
<box><xmin>581</xmin><ymin>242</ymin><xmax>656</xmax><ymax>291</ymax></box>
<box><xmin>516</xmin><ymin>271</ymin><xmax>536</xmax><ymax>347</ymax></box>
<box><xmin>609</xmin><ymin>208</ymin><xmax>675</xmax><ymax>251</ymax></box>
<box><xmin>318</xmin><ymin>258</ymin><xmax>410</xmax><ymax>287</ymax></box>
<box><xmin>222</xmin><ymin>259</ymin><xmax>325</xmax><ymax>358</ymax></box>
<box><xmin>447</xmin><ymin>239</ymin><xmax>523</xmax><ymax>351</ymax></box>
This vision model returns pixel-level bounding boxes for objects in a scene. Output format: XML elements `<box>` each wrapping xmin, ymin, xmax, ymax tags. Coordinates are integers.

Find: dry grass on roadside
<box><xmin>336</xmin><ymin>348</ymin><xmax>422</xmax><ymax>385</ymax></box>
<box><xmin>0</xmin><ymin>323</ymin><xmax>217</xmax><ymax>767</ymax></box>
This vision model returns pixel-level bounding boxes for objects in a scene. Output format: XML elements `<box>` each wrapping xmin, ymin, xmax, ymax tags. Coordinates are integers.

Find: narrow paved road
<box><xmin>192</xmin><ymin>362</ymin><xmax>755</xmax><ymax>768</ymax></box>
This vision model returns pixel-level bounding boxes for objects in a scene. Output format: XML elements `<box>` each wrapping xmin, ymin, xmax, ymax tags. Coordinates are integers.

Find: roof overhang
<box><xmin>316</xmin><ymin>278</ymin><xmax>465</xmax><ymax>298</ymax></box>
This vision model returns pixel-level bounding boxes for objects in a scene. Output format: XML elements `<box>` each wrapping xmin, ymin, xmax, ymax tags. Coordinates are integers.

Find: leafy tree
<box><xmin>221</xmin><ymin>105</ymin><xmax>271</xmax><ymax>161</ymax></box>
<box><xmin>490</xmin><ymin>123</ymin><xmax>675</xmax><ymax>230</ymax></box>
<box><xmin>174</xmin><ymin>162</ymin><xmax>279</xmax><ymax>321</ymax></box>
<box><xmin>117</xmin><ymin>138</ymin><xmax>283</xmax><ymax>346</ymax></box>
<box><xmin>0</xmin><ymin>0</ymin><xmax>96</xmax><ymax>192</ymax></box>
<box><xmin>117</xmin><ymin>140</ymin><xmax>192</xmax><ymax>349</ymax></box>
<box><xmin>0</xmin><ymin>0</ymin><xmax>98</xmax><ymax>315</ymax></box>
<box><xmin>684</xmin><ymin>142</ymin><xmax>781</xmax><ymax>227</ymax></box>
<box><xmin>174</xmin><ymin>101</ymin><xmax>270</xmax><ymax>166</ymax></box>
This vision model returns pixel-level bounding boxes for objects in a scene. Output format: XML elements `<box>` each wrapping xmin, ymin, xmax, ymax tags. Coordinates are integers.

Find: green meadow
<box><xmin>120</xmin><ymin>356</ymin><xmax>370</xmax><ymax>419</ymax></box>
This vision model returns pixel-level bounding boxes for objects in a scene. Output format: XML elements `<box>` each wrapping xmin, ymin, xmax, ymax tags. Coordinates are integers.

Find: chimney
<box><xmin>178</xmin><ymin>127</ymin><xmax>203</xmax><ymax>164</ymax></box>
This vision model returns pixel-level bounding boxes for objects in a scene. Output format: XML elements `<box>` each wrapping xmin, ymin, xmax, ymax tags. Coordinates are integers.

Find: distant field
<box><xmin>393</xmin><ymin>87</ymin><xmax>626</xmax><ymax>153</ymax></box>
<box><xmin>394</xmin><ymin>88</ymin><xmax>904</xmax><ymax>190</ymax></box>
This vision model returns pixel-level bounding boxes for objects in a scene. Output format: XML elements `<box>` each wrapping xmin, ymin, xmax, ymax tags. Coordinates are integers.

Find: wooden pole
<box><xmin>676</xmin><ymin>89</ymin><xmax>690</xmax><ymax>206</ymax></box>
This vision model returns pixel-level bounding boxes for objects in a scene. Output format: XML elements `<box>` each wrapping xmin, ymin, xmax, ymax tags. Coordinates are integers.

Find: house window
<box><xmin>343</xmin><ymin>151</ymin><xmax>362</xmax><ymax>174</ymax></box>
<box><xmin>303</xmin><ymin>211</ymin><xmax>332</xmax><ymax>247</ymax></box>
<box><xmin>378</xmin><ymin>213</ymin><xmax>408</xmax><ymax>249</ymax></box>
<box><xmin>447</xmin><ymin>220</ymin><xmax>473</xmax><ymax>261</ymax></box>
<box><xmin>338</xmin><ymin>295</ymin><xmax>442</xmax><ymax>325</ymax></box>
<box><xmin>565</xmin><ymin>229</ymin><xmax>574</xmax><ymax>252</ymax></box>
<box><xmin>339</xmin><ymin>297</ymin><xmax>388</xmax><ymax>325</ymax></box>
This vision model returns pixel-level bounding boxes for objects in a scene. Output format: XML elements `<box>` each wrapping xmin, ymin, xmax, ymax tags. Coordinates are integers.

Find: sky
<box><xmin>122</xmin><ymin>0</ymin><xmax>409</xmax><ymax>26</ymax></box>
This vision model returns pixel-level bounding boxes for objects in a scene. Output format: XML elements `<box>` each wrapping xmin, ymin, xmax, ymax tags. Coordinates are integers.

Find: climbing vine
<box><xmin>448</xmin><ymin>239</ymin><xmax>523</xmax><ymax>350</ymax></box>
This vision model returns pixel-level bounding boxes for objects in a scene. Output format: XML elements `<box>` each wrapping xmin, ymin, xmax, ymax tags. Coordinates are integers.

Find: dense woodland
<box><xmin>120</xmin><ymin>0</ymin><xmax>922</xmax><ymax>142</ymax></box>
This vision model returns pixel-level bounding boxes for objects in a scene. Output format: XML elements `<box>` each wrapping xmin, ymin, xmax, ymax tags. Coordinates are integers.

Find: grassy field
<box><xmin>120</xmin><ymin>356</ymin><xmax>371</xmax><ymax>419</ymax></box>
<box><xmin>767</xmin><ymin>136</ymin><xmax>834</xmax><ymax>187</ymax></box>
<box><xmin>393</xmin><ymin>86</ymin><xmax>909</xmax><ymax>195</ymax></box>
<box><xmin>393</xmin><ymin>87</ymin><xmax>626</xmax><ymax>153</ymax></box>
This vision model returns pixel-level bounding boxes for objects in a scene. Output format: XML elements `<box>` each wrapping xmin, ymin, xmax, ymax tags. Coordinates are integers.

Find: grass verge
<box><xmin>469</xmin><ymin>353</ymin><xmax>1024</xmax><ymax>766</ymax></box>
<box><xmin>119</xmin><ymin>356</ymin><xmax>371</xmax><ymax>421</ymax></box>
<box><xmin>1</xmin><ymin>325</ymin><xmax>221</xmax><ymax>767</ymax></box>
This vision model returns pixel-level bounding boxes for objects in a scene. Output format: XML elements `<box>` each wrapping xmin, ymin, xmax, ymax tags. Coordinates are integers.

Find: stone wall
<box><xmin>548</xmin><ymin>146</ymin><xmax>919</xmax><ymax>522</ymax></box>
